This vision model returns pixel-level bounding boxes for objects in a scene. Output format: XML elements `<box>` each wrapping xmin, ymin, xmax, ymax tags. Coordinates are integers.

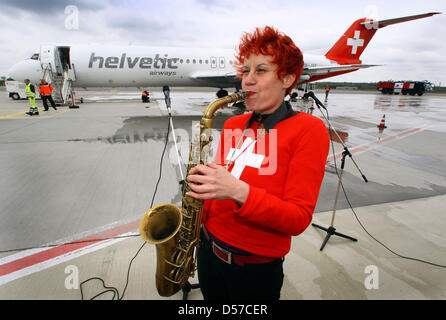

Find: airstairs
<box><xmin>40</xmin><ymin>46</ymin><xmax>79</xmax><ymax>107</ymax></box>
<box><xmin>42</xmin><ymin>66</ymin><xmax>76</xmax><ymax>105</ymax></box>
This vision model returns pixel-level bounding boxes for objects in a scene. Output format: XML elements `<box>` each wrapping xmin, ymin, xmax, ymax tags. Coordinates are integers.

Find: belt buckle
<box><xmin>212</xmin><ymin>242</ymin><xmax>232</xmax><ymax>264</ymax></box>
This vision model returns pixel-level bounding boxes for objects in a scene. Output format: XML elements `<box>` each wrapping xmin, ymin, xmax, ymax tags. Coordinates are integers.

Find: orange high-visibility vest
<box><xmin>39</xmin><ymin>83</ymin><xmax>53</xmax><ymax>95</ymax></box>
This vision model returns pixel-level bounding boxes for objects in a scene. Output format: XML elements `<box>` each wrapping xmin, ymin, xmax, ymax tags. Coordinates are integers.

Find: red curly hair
<box><xmin>235</xmin><ymin>26</ymin><xmax>304</xmax><ymax>96</ymax></box>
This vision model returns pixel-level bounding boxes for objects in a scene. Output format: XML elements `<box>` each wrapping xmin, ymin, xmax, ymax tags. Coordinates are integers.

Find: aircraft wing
<box><xmin>303</xmin><ymin>64</ymin><xmax>379</xmax><ymax>76</ymax></box>
<box><xmin>191</xmin><ymin>71</ymin><xmax>240</xmax><ymax>88</ymax></box>
<box><xmin>191</xmin><ymin>64</ymin><xmax>380</xmax><ymax>87</ymax></box>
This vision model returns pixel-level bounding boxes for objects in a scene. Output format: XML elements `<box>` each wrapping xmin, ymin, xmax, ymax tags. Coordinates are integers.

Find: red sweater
<box><xmin>202</xmin><ymin>110</ymin><xmax>330</xmax><ymax>258</ymax></box>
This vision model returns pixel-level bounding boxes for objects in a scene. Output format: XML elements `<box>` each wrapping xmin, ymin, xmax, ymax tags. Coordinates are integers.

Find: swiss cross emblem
<box><xmin>226</xmin><ymin>137</ymin><xmax>265</xmax><ymax>179</ymax></box>
<box><xmin>347</xmin><ymin>30</ymin><xmax>364</xmax><ymax>54</ymax></box>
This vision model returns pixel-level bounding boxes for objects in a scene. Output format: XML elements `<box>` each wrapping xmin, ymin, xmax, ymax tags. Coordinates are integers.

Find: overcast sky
<box><xmin>0</xmin><ymin>0</ymin><xmax>445</xmax><ymax>85</ymax></box>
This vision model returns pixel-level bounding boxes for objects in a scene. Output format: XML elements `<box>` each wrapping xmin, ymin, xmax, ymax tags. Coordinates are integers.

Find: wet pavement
<box><xmin>0</xmin><ymin>87</ymin><xmax>445</xmax><ymax>300</ymax></box>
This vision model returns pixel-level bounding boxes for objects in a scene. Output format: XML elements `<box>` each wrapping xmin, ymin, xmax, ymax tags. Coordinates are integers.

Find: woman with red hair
<box><xmin>187</xmin><ymin>26</ymin><xmax>329</xmax><ymax>300</ymax></box>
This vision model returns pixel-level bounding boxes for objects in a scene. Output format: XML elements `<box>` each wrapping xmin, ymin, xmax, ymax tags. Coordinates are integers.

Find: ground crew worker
<box><xmin>325</xmin><ymin>86</ymin><xmax>330</xmax><ymax>99</ymax></box>
<box><xmin>24</xmin><ymin>79</ymin><xmax>39</xmax><ymax>116</ymax></box>
<box><xmin>141</xmin><ymin>90</ymin><xmax>150</xmax><ymax>103</ymax></box>
<box><xmin>39</xmin><ymin>79</ymin><xmax>57</xmax><ymax>111</ymax></box>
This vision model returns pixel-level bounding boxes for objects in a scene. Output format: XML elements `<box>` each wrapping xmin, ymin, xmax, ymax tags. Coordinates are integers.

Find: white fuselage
<box><xmin>7</xmin><ymin>44</ymin><xmax>334</xmax><ymax>89</ymax></box>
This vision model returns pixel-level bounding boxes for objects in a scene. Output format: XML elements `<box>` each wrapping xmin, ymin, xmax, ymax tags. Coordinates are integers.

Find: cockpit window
<box><xmin>30</xmin><ymin>53</ymin><xmax>39</xmax><ymax>60</ymax></box>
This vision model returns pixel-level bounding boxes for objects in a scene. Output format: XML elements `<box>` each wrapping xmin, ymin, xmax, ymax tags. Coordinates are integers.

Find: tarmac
<box><xmin>0</xmin><ymin>87</ymin><xmax>445</xmax><ymax>300</ymax></box>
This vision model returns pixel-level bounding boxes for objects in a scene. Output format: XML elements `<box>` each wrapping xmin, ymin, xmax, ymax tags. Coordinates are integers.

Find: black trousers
<box><xmin>42</xmin><ymin>95</ymin><xmax>57</xmax><ymax>110</ymax></box>
<box><xmin>197</xmin><ymin>228</ymin><xmax>284</xmax><ymax>300</ymax></box>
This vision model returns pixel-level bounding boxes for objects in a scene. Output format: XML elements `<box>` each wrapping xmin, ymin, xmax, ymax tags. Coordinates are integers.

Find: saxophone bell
<box><xmin>139</xmin><ymin>203</ymin><xmax>182</xmax><ymax>244</ymax></box>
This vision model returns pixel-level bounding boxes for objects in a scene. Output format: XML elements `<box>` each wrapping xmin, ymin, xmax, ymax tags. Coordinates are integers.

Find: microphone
<box><xmin>307</xmin><ymin>91</ymin><xmax>327</xmax><ymax>110</ymax></box>
<box><xmin>163</xmin><ymin>85</ymin><xmax>171</xmax><ymax>113</ymax></box>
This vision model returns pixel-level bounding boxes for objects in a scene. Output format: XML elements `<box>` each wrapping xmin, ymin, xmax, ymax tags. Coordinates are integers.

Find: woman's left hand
<box><xmin>186</xmin><ymin>163</ymin><xmax>249</xmax><ymax>205</ymax></box>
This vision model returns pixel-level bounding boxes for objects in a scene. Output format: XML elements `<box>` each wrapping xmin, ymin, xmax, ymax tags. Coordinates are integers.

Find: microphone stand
<box><xmin>162</xmin><ymin>86</ymin><xmax>185</xmax><ymax>186</ymax></box>
<box><xmin>162</xmin><ymin>86</ymin><xmax>200</xmax><ymax>299</ymax></box>
<box><xmin>308</xmin><ymin>91</ymin><xmax>368</xmax><ymax>251</ymax></box>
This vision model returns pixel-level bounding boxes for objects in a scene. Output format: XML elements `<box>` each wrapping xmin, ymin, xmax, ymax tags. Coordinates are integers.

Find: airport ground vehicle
<box><xmin>377</xmin><ymin>80</ymin><xmax>433</xmax><ymax>96</ymax></box>
<box><xmin>5</xmin><ymin>80</ymin><xmax>28</xmax><ymax>100</ymax></box>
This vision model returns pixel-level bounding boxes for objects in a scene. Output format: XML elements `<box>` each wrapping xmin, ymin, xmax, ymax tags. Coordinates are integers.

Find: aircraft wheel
<box><xmin>216</xmin><ymin>89</ymin><xmax>228</xmax><ymax>98</ymax></box>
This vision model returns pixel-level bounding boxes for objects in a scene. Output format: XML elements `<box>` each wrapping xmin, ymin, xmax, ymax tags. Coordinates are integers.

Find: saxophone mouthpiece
<box><xmin>241</xmin><ymin>91</ymin><xmax>252</xmax><ymax>99</ymax></box>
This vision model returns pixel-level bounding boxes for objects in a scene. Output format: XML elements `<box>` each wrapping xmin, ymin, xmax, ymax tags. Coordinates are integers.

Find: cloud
<box><xmin>0</xmin><ymin>0</ymin><xmax>445</xmax><ymax>85</ymax></box>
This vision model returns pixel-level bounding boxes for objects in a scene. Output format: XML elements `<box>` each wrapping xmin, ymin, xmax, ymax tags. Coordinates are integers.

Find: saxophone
<box><xmin>139</xmin><ymin>92</ymin><xmax>248</xmax><ymax>297</ymax></box>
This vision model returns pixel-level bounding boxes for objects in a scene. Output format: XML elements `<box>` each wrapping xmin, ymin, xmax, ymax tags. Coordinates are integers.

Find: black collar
<box><xmin>246</xmin><ymin>101</ymin><xmax>298</xmax><ymax>132</ymax></box>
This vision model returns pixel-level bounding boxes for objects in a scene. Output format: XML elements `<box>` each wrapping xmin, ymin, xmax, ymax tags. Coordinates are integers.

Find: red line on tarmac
<box><xmin>327</xmin><ymin>125</ymin><xmax>428</xmax><ymax>162</ymax></box>
<box><xmin>0</xmin><ymin>220</ymin><xmax>140</xmax><ymax>277</ymax></box>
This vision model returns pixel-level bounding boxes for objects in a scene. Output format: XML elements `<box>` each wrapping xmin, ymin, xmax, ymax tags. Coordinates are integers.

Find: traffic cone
<box><xmin>377</xmin><ymin>114</ymin><xmax>387</xmax><ymax>129</ymax></box>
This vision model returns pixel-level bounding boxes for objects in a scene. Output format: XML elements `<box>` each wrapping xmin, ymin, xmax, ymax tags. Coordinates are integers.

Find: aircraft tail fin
<box><xmin>325</xmin><ymin>12</ymin><xmax>441</xmax><ymax>65</ymax></box>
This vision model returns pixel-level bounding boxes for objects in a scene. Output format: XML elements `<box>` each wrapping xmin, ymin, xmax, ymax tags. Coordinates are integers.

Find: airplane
<box><xmin>6</xmin><ymin>12</ymin><xmax>440</xmax><ymax>105</ymax></box>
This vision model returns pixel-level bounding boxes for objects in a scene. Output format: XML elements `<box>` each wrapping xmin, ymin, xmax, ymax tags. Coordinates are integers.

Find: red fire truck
<box><xmin>377</xmin><ymin>80</ymin><xmax>432</xmax><ymax>96</ymax></box>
